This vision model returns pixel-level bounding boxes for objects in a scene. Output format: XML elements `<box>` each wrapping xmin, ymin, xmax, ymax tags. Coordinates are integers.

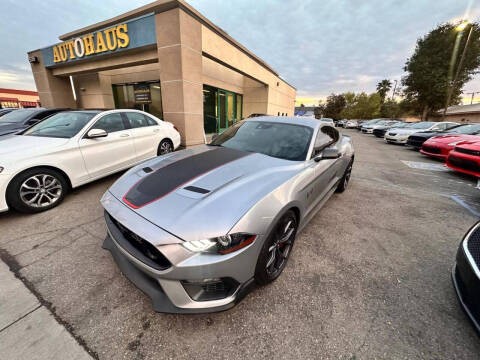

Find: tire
<box><xmin>157</xmin><ymin>139</ymin><xmax>174</xmax><ymax>156</ymax></box>
<box><xmin>6</xmin><ymin>168</ymin><xmax>68</xmax><ymax>213</ymax></box>
<box><xmin>254</xmin><ymin>210</ymin><xmax>298</xmax><ymax>285</ymax></box>
<box><xmin>336</xmin><ymin>158</ymin><xmax>353</xmax><ymax>193</ymax></box>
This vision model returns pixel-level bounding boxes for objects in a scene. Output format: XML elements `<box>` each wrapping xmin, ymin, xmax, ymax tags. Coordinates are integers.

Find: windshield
<box><xmin>0</xmin><ymin>109</ymin><xmax>39</xmax><ymax>123</ymax></box>
<box><xmin>23</xmin><ymin>112</ymin><xmax>96</xmax><ymax>138</ymax></box>
<box><xmin>410</xmin><ymin>122</ymin><xmax>435</xmax><ymax>129</ymax></box>
<box><xmin>447</xmin><ymin>124</ymin><xmax>480</xmax><ymax>135</ymax></box>
<box><xmin>210</xmin><ymin>121</ymin><xmax>313</xmax><ymax>161</ymax></box>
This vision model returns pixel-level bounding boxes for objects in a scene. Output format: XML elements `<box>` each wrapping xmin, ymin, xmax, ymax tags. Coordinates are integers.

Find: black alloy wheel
<box><xmin>255</xmin><ymin>210</ymin><xmax>298</xmax><ymax>285</ymax></box>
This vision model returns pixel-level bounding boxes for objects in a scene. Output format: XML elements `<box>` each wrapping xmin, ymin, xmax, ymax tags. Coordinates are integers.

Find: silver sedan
<box><xmin>101</xmin><ymin>116</ymin><xmax>355</xmax><ymax>313</ymax></box>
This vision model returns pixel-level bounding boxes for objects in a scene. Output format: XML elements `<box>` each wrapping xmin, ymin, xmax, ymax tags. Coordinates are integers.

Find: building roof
<box><xmin>0</xmin><ymin>88</ymin><xmax>38</xmax><ymax>96</ymax></box>
<box><xmin>441</xmin><ymin>103</ymin><xmax>480</xmax><ymax>116</ymax></box>
<box><xmin>57</xmin><ymin>0</ymin><xmax>280</xmax><ymax>78</ymax></box>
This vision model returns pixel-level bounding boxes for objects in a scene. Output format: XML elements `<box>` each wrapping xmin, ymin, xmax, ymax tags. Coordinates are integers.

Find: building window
<box><xmin>203</xmin><ymin>85</ymin><xmax>243</xmax><ymax>134</ymax></box>
<box><xmin>112</xmin><ymin>81</ymin><xmax>163</xmax><ymax>119</ymax></box>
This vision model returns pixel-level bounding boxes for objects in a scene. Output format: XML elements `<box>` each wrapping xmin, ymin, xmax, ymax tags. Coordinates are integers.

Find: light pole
<box><xmin>443</xmin><ymin>21</ymin><xmax>473</xmax><ymax>120</ymax></box>
<box><xmin>391</xmin><ymin>80</ymin><xmax>398</xmax><ymax>100</ymax></box>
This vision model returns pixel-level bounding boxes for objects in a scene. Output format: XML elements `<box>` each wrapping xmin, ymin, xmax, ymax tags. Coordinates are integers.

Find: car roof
<box><xmin>247</xmin><ymin>116</ymin><xmax>320</xmax><ymax>129</ymax></box>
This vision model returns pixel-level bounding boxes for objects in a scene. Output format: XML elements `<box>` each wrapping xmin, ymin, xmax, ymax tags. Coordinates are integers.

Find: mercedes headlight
<box><xmin>182</xmin><ymin>233</ymin><xmax>256</xmax><ymax>254</ymax></box>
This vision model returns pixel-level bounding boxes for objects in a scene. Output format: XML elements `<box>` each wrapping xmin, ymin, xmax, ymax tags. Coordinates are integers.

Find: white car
<box><xmin>384</xmin><ymin>122</ymin><xmax>457</xmax><ymax>144</ymax></box>
<box><xmin>0</xmin><ymin>109</ymin><xmax>181</xmax><ymax>213</ymax></box>
<box><xmin>344</xmin><ymin>120</ymin><xmax>358</xmax><ymax>128</ymax></box>
<box><xmin>319</xmin><ymin>118</ymin><xmax>335</xmax><ymax>126</ymax></box>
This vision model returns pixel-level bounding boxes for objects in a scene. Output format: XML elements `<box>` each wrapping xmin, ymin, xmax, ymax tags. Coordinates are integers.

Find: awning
<box><xmin>20</xmin><ymin>101</ymin><xmax>38</xmax><ymax>107</ymax></box>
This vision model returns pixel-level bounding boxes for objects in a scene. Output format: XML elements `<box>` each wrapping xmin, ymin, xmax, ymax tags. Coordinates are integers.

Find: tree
<box><xmin>380</xmin><ymin>99</ymin><xmax>401</xmax><ymax>118</ymax></box>
<box><xmin>323</xmin><ymin>93</ymin><xmax>346</xmax><ymax>119</ymax></box>
<box><xmin>376</xmin><ymin>79</ymin><xmax>392</xmax><ymax>103</ymax></box>
<box><xmin>339</xmin><ymin>92</ymin><xmax>381</xmax><ymax>119</ymax></box>
<box><xmin>402</xmin><ymin>21</ymin><xmax>480</xmax><ymax>119</ymax></box>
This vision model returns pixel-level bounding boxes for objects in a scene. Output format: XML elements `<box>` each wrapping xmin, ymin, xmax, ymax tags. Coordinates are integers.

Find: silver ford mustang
<box><xmin>101</xmin><ymin>116</ymin><xmax>354</xmax><ymax>313</ymax></box>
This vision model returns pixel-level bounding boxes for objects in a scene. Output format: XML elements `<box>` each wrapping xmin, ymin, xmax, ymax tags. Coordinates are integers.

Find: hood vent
<box><xmin>184</xmin><ymin>186</ymin><xmax>210</xmax><ymax>194</ymax></box>
<box><xmin>143</xmin><ymin>167</ymin><xmax>153</xmax><ymax>173</ymax></box>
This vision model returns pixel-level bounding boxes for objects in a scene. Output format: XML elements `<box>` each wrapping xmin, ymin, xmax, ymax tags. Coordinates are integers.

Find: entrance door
<box><xmin>217</xmin><ymin>90</ymin><xmax>235</xmax><ymax>133</ymax></box>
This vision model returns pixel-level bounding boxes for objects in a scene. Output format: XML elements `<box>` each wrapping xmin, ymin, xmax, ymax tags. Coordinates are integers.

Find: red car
<box><xmin>446</xmin><ymin>141</ymin><xmax>480</xmax><ymax>177</ymax></box>
<box><xmin>420</xmin><ymin>123</ymin><xmax>480</xmax><ymax>159</ymax></box>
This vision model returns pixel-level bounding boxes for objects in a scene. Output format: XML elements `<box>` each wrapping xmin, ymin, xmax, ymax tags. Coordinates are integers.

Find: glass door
<box><xmin>218</xmin><ymin>90</ymin><xmax>228</xmax><ymax>133</ymax></box>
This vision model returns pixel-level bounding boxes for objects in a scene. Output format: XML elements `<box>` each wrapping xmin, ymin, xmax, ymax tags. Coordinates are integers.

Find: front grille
<box><xmin>467</xmin><ymin>225</ymin><xmax>480</xmax><ymax>267</ymax></box>
<box><xmin>449</xmin><ymin>155</ymin><xmax>480</xmax><ymax>173</ymax></box>
<box><xmin>422</xmin><ymin>145</ymin><xmax>441</xmax><ymax>154</ymax></box>
<box><xmin>107</xmin><ymin>213</ymin><xmax>171</xmax><ymax>270</ymax></box>
<box><xmin>455</xmin><ymin>147</ymin><xmax>480</xmax><ymax>157</ymax></box>
<box><xmin>407</xmin><ymin>137</ymin><xmax>424</xmax><ymax>147</ymax></box>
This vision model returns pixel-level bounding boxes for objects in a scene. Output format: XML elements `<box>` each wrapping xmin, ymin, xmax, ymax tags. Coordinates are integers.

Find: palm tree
<box><xmin>376</xmin><ymin>79</ymin><xmax>392</xmax><ymax>103</ymax></box>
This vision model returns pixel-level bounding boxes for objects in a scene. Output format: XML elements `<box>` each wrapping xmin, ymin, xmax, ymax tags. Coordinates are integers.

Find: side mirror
<box><xmin>314</xmin><ymin>148</ymin><xmax>341</xmax><ymax>162</ymax></box>
<box><xmin>86</xmin><ymin>128</ymin><xmax>108</xmax><ymax>139</ymax></box>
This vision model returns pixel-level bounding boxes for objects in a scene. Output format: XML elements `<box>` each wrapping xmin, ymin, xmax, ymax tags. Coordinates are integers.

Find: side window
<box><xmin>125</xmin><ymin>112</ymin><xmax>150</xmax><ymax>129</ymax></box>
<box><xmin>93</xmin><ymin>113</ymin><xmax>126</xmax><ymax>133</ymax></box>
<box><xmin>312</xmin><ymin>126</ymin><xmax>339</xmax><ymax>158</ymax></box>
<box><xmin>145</xmin><ymin>115</ymin><xmax>159</xmax><ymax>126</ymax></box>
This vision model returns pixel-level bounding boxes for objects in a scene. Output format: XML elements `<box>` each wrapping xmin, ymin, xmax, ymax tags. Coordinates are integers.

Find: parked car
<box><xmin>0</xmin><ymin>108</ymin><xmax>17</xmax><ymax>118</ymax></box>
<box><xmin>384</xmin><ymin>122</ymin><xmax>446</xmax><ymax>144</ymax></box>
<box><xmin>362</xmin><ymin>120</ymin><xmax>400</xmax><ymax>134</ymax></box>
<box><xmin>452</xmin><ymin>220</ymin><xmax>480</xmax><ymax>333</ymax></box>
<box><xmin>406</xmin><ymin>122</ymin><xmax>460</xmax><ymax>149</ymax></box>
<box><xmin>446</xmin><ymin>140</ymin><xmax>480</xmax><ymax>178</ymax></box>
<box><xmin>0</xmin><ymin>109</ymin><xmax>181</xmax><ymax>213</ymax></box>
<box><xmin>0</xmin><ymin>108</ymin><xmax>67</xmax><ymax>137</ymax></box>
<box><xmin>101</xmin><ymin>116</ymin><xmax>354</xmax><ymax>313</ymax></box>
<box><xmin>373</xmin><ymin>121</ymin><xmax>412</xmax><ymax>138</ymax></box>
<box><xmin>319</xmin><ymin>118</ymin><xmax>335</xmax><ymax>126</ymax></box>
<box><xmin>344</xmin><ymin>120</ymin><xmax>358</xmax><ymax>128</ymax></box>
<box><xmin>420</xmin><ymin>124</ymin><xmax>480</xmax><ymax>159</ymax></box>
<box><xmin>358</xmin><ymin>118</ymin><xmax>385</xmax><ymax>132</ymax></box>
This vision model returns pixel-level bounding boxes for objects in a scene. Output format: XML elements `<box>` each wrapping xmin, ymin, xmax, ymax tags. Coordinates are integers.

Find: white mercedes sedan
<box><xmin>0</xmin><ymin>109</ymin><xmax>181</xmax><ymax>213</ymax></box>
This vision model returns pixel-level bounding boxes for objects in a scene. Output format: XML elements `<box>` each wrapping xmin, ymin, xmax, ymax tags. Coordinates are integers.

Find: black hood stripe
<box><xmin>123</xmin><ymin>147</ymin><xmax>250</xmax><ymax>208</ymax></box>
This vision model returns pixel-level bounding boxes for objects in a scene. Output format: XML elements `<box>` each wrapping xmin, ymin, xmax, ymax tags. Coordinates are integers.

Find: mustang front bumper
<box><xmin>101</xmin><ymin>193</ymin><xmax>260</xmax><ymax>313</ymax></box>
<box><xmin>452</xmin><ymin>222</ymin><xmax>480</xmax><ymax>333</ymax></box>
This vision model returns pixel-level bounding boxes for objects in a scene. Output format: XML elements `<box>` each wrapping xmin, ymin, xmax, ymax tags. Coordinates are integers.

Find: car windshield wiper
<box><xmin>208</xmin><ymin>143</ymin><xmax>223</xmax><ymax>147</ymax></box>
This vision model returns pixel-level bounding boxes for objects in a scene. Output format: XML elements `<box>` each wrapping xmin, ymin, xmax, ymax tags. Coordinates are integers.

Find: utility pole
<box><xmin>465</xmin><ymin>91</ymin><xmax>480</xmax><ymax>104</ymax></box>
<box><xmin>391</xmin><ymin>80</ymin><xmax>398</xmax><ymax>100</ymax></box>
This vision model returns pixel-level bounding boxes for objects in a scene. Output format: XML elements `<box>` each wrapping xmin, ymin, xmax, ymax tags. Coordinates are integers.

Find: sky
<box><xmin>1</xmin><ymin>0</ymin><xmax>479</xmax><ymax>106</ymax></box>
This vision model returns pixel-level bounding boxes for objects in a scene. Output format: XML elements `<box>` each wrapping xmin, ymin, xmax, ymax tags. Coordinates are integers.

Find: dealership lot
<box><xmin>1</xmin><ymin>129</ymin><xmax>480</xmax><ymax>359</ymax></box>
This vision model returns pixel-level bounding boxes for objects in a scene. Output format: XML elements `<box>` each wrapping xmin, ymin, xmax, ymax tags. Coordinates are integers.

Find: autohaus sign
<box><xmin>51</xmin><ymin>24</ymin><xmax>130</xmax><ymax>64</ymax></box>
<box><xmin>40</xmin><ymin>14</ymin><xmax>157</xmax><ymax>67</ymax></box>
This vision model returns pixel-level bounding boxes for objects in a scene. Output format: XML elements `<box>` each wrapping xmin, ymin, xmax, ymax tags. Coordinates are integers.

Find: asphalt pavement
<box><xmin>0</xmin><ymin>128</ymin><xmax>479</xmax><ymax>359</ymax></box>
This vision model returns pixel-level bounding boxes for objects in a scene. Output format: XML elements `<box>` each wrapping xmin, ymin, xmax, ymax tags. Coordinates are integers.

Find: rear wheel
<box><xmin>254</xmin><ymin>210</ymin><xmax>298</xmax><ymax>285</ymax></box>
<box><xmin>157</xmin><ymin>139</ymin><xmax>173</xmax><ymax>155</ymax></box>
<box><xmin>336</xmin><ymin>158</ymin><xmax>353</xmax><ymax>193</ymax></box>
<box><xmin>7</xmin><ymin>168</ymin><xmax>68</xmax><ymax>213</ymax></box>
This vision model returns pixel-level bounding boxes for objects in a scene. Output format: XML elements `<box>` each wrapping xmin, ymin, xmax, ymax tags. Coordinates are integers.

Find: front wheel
<box><xmin>7</xmin><ymin>168</ymin><xmax>68</xmax><ymax>213</ymax></box>
<box><xmin>254</xmin><ymin>210</ymin><xmax>298</xmax><ymax>285</ymax></box>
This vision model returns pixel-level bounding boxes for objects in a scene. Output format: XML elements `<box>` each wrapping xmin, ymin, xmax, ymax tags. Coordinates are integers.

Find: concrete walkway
<box><xmin>0</xmin><ymin>260</ymin><xmax>92</xmax><ymax>360</ymax></box>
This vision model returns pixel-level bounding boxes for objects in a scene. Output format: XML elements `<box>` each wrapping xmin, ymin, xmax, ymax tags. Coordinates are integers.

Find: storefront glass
<box><xmin>203</xmin><ymin>85</ymin><xmax>243</xmax><ymax>134</ymax></box>
<box><xmin>112</xmin><ymin>81</ymin><xmax>163</xmax><ymax>119</ymax></box>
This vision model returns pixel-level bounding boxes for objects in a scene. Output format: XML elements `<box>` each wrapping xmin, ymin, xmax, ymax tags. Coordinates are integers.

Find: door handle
<box><xmin>120</xmin><ymin>134</ymin><xmax>130</xmax><ymax>137</ymax></box>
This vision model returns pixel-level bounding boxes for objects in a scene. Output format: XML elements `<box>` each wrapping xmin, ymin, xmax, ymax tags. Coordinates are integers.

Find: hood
<box><xmin>0</xmin><ymin>135</ymin><xmax>69</xmax><ymax>162</ymax></box>
<box><xmin>0</xmin><ymin>122</ymin><xmax>22</xmax><ymax>136</ymax></box>
<box><xmin>425</xmin><ymin>134</ymin><xmax>480</xmax><ymax>145</ymax></box>
<box><xmin>455</xmin><ymin>141</ymin><xmax>480</xmax><ymax>151</ymax></box>
<box><xmin>387</xmin><ymin>128</ymin><xmax>427</xmax><ymax>135</ymax></box>
<box><xmin>108</xmin><ymin>145</ymin><xmax>303</xmax><ymax>241</ymax></box>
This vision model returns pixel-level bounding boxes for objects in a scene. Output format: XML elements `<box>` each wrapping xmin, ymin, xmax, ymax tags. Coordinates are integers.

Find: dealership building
<box><xmin>27</xmin><ymin>0</ymin><xmax>296</xmax><ymax>146</ymax></box>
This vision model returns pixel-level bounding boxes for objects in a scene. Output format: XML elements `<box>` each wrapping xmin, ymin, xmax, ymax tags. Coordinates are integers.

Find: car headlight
<box><xmin>182</xmin><ymin>233</ymin><xmax>256</xmax><ymax>255</ymax></box>
<box><xmin>448</xmin><ymin>141</ymin><xmax>463</xmax><ymax>146</ymax></box>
